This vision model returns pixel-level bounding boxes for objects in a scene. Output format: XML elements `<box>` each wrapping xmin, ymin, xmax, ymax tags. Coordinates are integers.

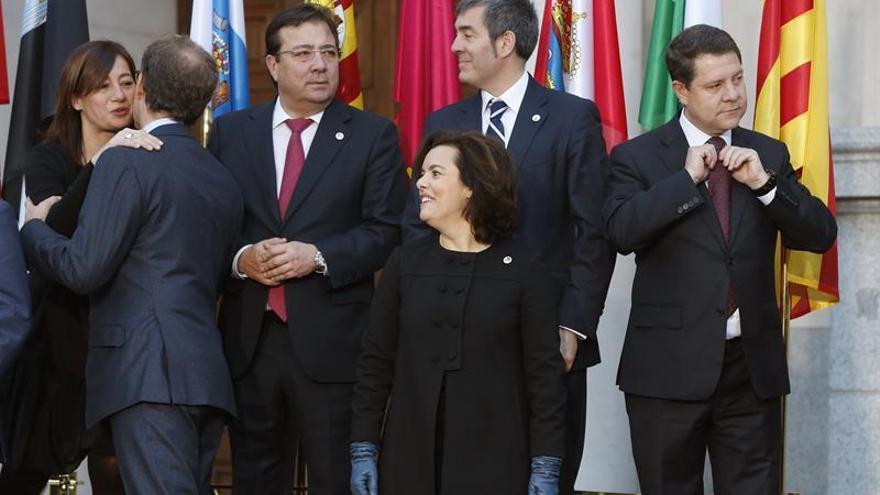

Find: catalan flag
<box><xmin>754</xmin><ymin>0</ymin><xmax>838</xmax><ymax>317</ymax></box>
<box><xmin>533</xmin><ymin>0</ymin><xmax>627</xmax><ymax>151</ymax></box>
<box><xmin>306</xmin><ymin>0</ymin><xmax>363</xmax><ymax>109</ymax></box>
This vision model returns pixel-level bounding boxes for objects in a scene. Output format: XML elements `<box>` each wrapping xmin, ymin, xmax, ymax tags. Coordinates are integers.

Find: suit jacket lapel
<box><xmin>659</xmin><ymin>119</ymin><xmax>727</xmax><ymax>252</ymax></box>
<box><xmin>506</xmin><ymin>78</ymin><xmax>548</xmax><ymax>166</ymax></box>
<box><xmin>244</xmin><ymin>102</ymin><xmax>282</xmax><ymax>226</ymax></box>
<box><xmin>729</xmin><ymin>126</ymin><xmax>754</xmax><ymax>246</ymax></box>
<box><xmin>283</xmin><ymin>99</ymin><xmax>350</xmax><ymax>223</ymax></box>
<box><xmin>460</xmin><ymin>93</ymin><xmax>482</xmax><ymax>132</ymax></box>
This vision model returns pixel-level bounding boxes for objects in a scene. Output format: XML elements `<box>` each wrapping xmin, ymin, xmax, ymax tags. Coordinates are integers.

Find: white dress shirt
<box><xmin>479</xmin><ymin>70</ymin><xmax>530</xmax><ymax>148</ymax></box>
<box><xmin>678</xmin><ymin>111</ymin><xmax>777</xmax><ymax>339</ymax></box>
<box><xmin>231</xmin><ymin>99</ymin><xmax>325</xmax><ymax>278</ymax></box>
<box><xmin>143</xmin><ymin>117</ymin><xmax>180</xmax><ymax>134</ymax></box>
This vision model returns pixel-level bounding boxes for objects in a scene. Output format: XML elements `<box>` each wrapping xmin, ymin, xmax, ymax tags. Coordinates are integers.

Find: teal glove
<box><xmin>350</xmin><ymin>441</ymin><xmax>379</xmax><ymax>495</ymax></box>
<box><xmin>528</xmin><ymin>455</ymin><xmax>561</xmax><ymax>495</ymax></box>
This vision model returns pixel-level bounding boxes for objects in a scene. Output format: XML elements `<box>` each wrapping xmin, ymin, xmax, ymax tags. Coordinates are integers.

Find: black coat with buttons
<box><xmin>603</xmin><ymin>116</ymin><xmax>837</xmax><ymax>401</ymax></box>
<box><xmin>351</xmin><ymin>236</ymin><xmax>566</xmax><ymax>494</ymax></box>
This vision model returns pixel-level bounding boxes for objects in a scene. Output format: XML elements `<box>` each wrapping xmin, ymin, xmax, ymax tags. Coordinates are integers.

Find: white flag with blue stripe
<box><xmin>190</xmin><ymin>0</ymin><xmax>250</xmax><ymax>117</ymax></box>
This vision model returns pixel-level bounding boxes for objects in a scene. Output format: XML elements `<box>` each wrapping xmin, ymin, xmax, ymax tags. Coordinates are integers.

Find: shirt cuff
<box><xmin>232</xmin><ymin>244</ymin><xmax>252</xmax><ymax>279</ymax></box>
<box><xmin>560</xmin><ymin>325</ymin><xmax>587</xmax><ymax>340</ymax></box>
<box><xmin>757</xmin><ymin>186</ymin><xmax>777</xmax><ymax>206</ymax></box>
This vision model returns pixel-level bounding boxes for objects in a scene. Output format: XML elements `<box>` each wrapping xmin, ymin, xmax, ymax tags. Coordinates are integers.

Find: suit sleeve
<box><xmin>521</xmin><ymin>256</ymin><xmax>566</xmax><ymax>458</ymax></box>
<box><xmin>21</xmin><ymin>149</ymin><xmax>145</xmax><ymax>295</ymax></box>
<box><xmin>316</xmin><ymin>120</ymin><xmax>408</xmax><ymax>289</ymax></box>
<box><xmin>562</xmin><ymin>101</ymin><xmax>616</xmax><ymax>339</ymax></box>
<box><xmin>761</xmin><ymin>146</ymin><xmax>837</xmax><ymax>252</ymax></box>
<box><xmin>400</xmin><ymin>114</ymin><xmax>438</xmax><ymax>244</ymax></box>
<box><xmin>25</xmin><ymin>145</ymin><xmax>94</xmax><ymax>238</ymax></box>
<box><xmin>350</xmin><ymin>248</ymin><xmax>402</xmax><ymax>444</ymax></box>
<box><xmin>603</xmin><ymin>144</ymin><xmax>706</xmax><ymax>254</ymax></box>
<box><xmin>0</xmin><ymin>203</ymin><xmax>32</xmax><ymax>376</ymax></box>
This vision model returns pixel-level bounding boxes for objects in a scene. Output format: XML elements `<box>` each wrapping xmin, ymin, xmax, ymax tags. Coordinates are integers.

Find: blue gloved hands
<box><xmin>528</xmin><ymin>455</ymin><xmax>562</xmax><ymax>495</ymax></box>
<box><xmin>350</xmin><ymin>441</ymin><xmax>379</xmax><ymax>495</ymax></box>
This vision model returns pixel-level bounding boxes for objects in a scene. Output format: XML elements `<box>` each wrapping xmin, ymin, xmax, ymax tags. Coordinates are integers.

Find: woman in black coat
<box><xmin>350</xmin><ymin>131</ymin><xmax>567</xmax><ymax>495</ymax></box>
<box><xmin>0</xmin><ymin>40</ymin><xmax>160</xmax><ymax>494</ymax></box>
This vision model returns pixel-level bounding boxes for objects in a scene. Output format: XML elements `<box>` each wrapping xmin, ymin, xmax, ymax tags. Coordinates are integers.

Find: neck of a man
<box><xmin>137</xmin><ymin>109</ymin><xmax>174</xmax><ymax>130</ymax></box>
<box><xmin>481</xmin><ymin>63</ymin><xmax>525</xmax><ymax>98</ymax></box>
<box><xmin>279</xmin><ymin>95</ymin><xmax>330</xmax><ymax>119</ymax></box>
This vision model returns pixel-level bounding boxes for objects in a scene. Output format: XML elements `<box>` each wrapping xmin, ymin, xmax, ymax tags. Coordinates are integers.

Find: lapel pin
<box><xmin>335</xmin><ymin>131</ymin><xmax>345</xmax><ymax>141</ymax></box>
<box><xmin>503</xmin><ymin>256</ymin><xmax>513</xmax><ymax>264</ymax></box>
<box><xmin>531</xmin><ymin>114</ymin><xmax>541</xmax><ymax>122</ymax></box>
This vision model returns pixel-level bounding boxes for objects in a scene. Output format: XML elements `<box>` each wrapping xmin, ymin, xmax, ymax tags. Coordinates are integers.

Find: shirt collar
<box><xmin>272</xmin><ymin>98</ymin><xmax>325</xmax><ymax>130</ymax></box>
<box><xmin>679</xmin><ymin>110</ymin><xmax>732</xmax><ymax>147</ymax></box>
<box><xmin>480</xmin><ymin>70</ymin><xmax>530</xmax><ymax>115</ymax></box>
<box><xmin>143</xmin><ymin>117</ymin><xmax>180</xmax><ymax>134</ymax></box>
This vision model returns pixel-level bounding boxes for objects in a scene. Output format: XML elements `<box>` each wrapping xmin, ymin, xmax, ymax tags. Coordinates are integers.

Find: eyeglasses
<box><xmin>275</xmin><ymin>48</ymin><xmax>340</xmax><ymax>64</ymax></box>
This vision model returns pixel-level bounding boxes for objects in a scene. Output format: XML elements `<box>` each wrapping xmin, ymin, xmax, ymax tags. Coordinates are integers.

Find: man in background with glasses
<box><xmin>208</xmin><ymin>4</ymin><xmax>408</xmax><ymax>494</ymax></box>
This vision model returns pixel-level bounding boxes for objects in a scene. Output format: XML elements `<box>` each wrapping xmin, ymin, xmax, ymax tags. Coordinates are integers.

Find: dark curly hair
<box><xmin>413</xmin><ymin>131</ymin><xmax>518</xmax><ymax>244</ymax></box>
<box><xmin>140</xmin><ymin>35</ymin><xmax>217</xmax><ymax>126</ymax></box>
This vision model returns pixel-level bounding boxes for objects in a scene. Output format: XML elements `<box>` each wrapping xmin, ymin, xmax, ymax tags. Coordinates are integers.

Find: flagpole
<box><xmin>779</xmin><ymin>248</ymin><xmax>798</xmax><ymax>495</ymax></box>
<box><xmin>198</xmin><ymin>107</ymin><xmax>212</xmax><ymax>147</ymax></box>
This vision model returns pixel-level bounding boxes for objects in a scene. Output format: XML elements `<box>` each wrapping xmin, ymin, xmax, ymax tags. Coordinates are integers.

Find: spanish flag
<box><xmin>754</xmin><ymin>0</ymin><xmax>838</xmax><ymax>318</ymax></box>
<box><xmin>306</xmin><ymin>0</ymin><xmax>364</xmax><ymax>109</ymax></box>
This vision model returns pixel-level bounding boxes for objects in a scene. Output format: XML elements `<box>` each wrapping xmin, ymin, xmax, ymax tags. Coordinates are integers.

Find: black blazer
<box><xmin>603</xmin><ymin>117</ymin><xmax>837</xmax><ymax>400</ymax></box>
<box><xmin>402</xmin><ymin>77</ymin><xmax>616</xmax><ymax>369</ymax></box>
<box><xmin>351</xmin><ymin>236</ymin><xmax>566</xmax><ymax>493</ymax></box>
<box><xmin>22</xmin><ymin>123</ymin><xmax>243</xmax><ymax>426</ymax></box>
<box><xmin>209</xmin><ymin>99</ymin><xmax>408</xmax><ymax>382</ymax></box>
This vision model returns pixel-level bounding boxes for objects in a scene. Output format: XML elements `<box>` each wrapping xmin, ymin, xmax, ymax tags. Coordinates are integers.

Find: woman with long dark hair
<box><xmin>0</xmin><ymin>40</ymin><xmax>160</xmax><ymax>494</ymax></box>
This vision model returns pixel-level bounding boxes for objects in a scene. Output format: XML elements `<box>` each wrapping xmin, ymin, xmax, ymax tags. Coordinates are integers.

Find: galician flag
<box><xmin>532</xmin><ymin>0</ymin><xmax>628</xmax><ymax>152</ymax></box>
<box><xmin>306</xmin><ymin>0</ymin><xmax>364</xmax><ymax>109</ymax></box>
<box><xmin>190</xmin><ymin>0</ymin><xmax>250</xmax><ymax>117</ymax></box>
<box><xmin>755</xmin><ymin>0</ymin><xmax>838</xmax><ymax>317</ymax></box>
<box><xmin>637</xmin><ymin>0</ymin><xmax>722</xmax><ymax>130</ymax></box>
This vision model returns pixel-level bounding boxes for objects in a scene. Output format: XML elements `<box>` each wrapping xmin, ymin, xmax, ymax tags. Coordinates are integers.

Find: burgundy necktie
<box><xmin>268</xmin><ymin>117</ymin><xmax>313</xmax><ymax>322</ymax></box>
<box><xmin>706</xmin><ymin>136</ymin><xmax>737</xmax><ymax>317</ymax></box>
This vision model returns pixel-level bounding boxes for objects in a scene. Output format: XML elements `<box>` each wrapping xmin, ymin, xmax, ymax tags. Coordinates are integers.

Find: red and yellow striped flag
<box><xmin>306</xmin><ymin>0</ymin><xmax>364</xmax><ymax>109</ymax></box>
<box><xmin>754</xmin><ymin>0</ymin><xmax>838</xmax><ymax>318</ymax></box>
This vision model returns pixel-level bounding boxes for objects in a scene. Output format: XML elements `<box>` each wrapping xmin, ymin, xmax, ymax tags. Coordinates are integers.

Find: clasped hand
<box><xmin>237</xmin><ymin>238</ymin><xmax>318</xmax><ymax>285</ymax></box>
<box><xmin>684</xmin><ymin>143</ymin><xmax>769</xmax><ymax>190</ymax></box>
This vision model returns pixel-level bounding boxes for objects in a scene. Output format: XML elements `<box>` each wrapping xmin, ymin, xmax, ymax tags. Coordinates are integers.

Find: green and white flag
<box><xmin>637</xmin><ymin>0</ymin><xmax>722</xmax><ymax>130</ymax></box>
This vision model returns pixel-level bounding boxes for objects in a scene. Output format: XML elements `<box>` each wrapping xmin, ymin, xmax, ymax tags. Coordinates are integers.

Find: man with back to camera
<box><xmin>603</xmin><ymin>25</ymin><xmax>837</xmax><ymax>494</ymax></box>
<box><xmin>20</xmin><ymin>35</ymin><xmax>243</xmax><ymax>493</ymax></box>
<box><xmin>400</xmin><ymin>1</ymin><xmax>616</xmax><ymax>491</ymax></box>
<box><xmin>208</xmin><ymin>4</ymin><xmax>408</xmax><ymax>493</ymax></box>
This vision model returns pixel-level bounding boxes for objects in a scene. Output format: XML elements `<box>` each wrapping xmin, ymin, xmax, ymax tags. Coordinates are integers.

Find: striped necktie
<box><xmin>485</xmin><ymin>99</ymin><xmax>508</xmax><ymax>143</ymax></box>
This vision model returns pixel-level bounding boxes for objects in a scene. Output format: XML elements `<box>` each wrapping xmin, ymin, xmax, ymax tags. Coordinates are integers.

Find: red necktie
<box><xmin>706</xmin><ymin>136</ymin><xmax>737</xmax><ymax>317</ymax></box>
<box><xmin>268</xmin><ymin>117</ymin><xmax>313</xmax><ymax>322</ymax></box>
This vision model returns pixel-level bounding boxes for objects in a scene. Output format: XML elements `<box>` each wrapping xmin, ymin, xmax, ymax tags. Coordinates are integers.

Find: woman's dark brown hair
<box><xmin>413</xmin><ymin>131</ymin><xmax>518</xmax><ymax>244</ymax></box>
<box><xmin>45</xmin><ymin>40</ymin><xmax>136</xmax><ymax>165</ymax></box>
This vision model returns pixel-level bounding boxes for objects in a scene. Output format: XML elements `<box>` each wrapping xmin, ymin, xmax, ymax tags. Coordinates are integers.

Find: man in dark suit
<box><xmin>207</xmin><ymin>4</ymin><xmax>408</xmax><ymax>494</ymax></box>
<box><xmin>604</xmin><ymin>25</ymin><xmax>837</xmax><ymax>495</ymax></box>
<box><xmin>21</xmin><ymin>35</ymin><xmax>243</xmax><ymax>493</ymax></box>
<box><xmin>0</xmin><ymin>199</ymin><xmax>30</xmax><ymax>378</ymax></box>
<box><xmin>400</xmin><ymin>1</ymin><xmax>615</xmax><ymax>491</ymax></box>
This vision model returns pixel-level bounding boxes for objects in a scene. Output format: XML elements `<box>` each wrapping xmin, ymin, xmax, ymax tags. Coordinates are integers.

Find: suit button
<box><xmin>437</xmin><ymin>284</ymin><xmax>447</xmax><ymax>294</ymax></box>
<box><xmin>683</xmin><ymin>203</ymin><xmax>689</xmax><ymax>210</ymax></box>
<box><xmin>431</xmin><ymin>355</ymin><xmax>441</xmax><ymax>364</ymax></box>
<box><xmin>677</xmin><ymin>206</ymin><xmax>683</xmax><ymax>214</ymax></box>
<box><xmin>455</xmin><ymin>287</ymin><xmax>464</xmax><ymax>295</ymax></box>
<box><xmin>693</xmin><ymin>196</ymin><xmax>700</xmax><ymax>203</ymax></box>
<box><xmin>447</xmin><ymin>354</ymin><xmax>457</xmax><ymax>362</ymax></box>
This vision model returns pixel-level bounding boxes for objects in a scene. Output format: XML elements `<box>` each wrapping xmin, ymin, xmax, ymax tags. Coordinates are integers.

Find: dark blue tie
<box><xmin>485</xmin><ymin>99</ymin><xmax>508</xmax><ymax>143</ymax></box>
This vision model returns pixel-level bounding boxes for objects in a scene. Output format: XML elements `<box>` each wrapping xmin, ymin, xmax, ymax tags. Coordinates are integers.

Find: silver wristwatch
<box><xmin>314</xmin><ymin>250</ymin><xmax>328</xmax><ymax>275</ymax></box>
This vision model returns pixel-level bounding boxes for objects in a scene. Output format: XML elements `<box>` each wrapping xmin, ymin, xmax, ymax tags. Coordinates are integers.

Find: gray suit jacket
<box><xmin>21</xmin><ymin>123</ymin><xmax>243</xmax><ymax>426</ymax></box>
